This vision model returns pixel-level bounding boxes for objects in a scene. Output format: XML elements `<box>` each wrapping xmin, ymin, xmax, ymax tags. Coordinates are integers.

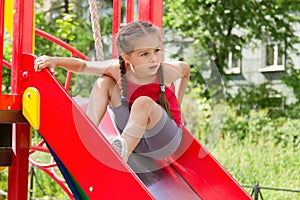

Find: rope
<box><xmin>88</xmin><ymin>0</ymin><xmax>104</xmax><ymax>61</ymax></box>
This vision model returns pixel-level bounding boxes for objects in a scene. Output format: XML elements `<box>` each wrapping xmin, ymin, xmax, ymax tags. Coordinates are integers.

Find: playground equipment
<box><xmin>0</xmin><ymin>0</ymin><xmax>253</xmax><ymax>199</ymax></box>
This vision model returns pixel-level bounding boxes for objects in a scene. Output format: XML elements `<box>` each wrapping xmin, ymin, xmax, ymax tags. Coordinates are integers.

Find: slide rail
<box><xmin>2</xmin><ymin>28</ymin><xmax>88</xmax><ymax>198</ymax></box>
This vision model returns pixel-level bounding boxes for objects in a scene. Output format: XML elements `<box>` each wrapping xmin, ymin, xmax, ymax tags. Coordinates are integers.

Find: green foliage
<box><xmin>163</xmin><ymin>0</ymin><xmax>300</xmax><ymax>85</ymax></box>
<box><xmin>183</xmin><ymin>86</ymin><xmax>300</xmax><ymax>148</ymax></box>
<box><xmin>28</xmin><ymin>157</ymin><xmax>69</xmax><ymax>199</ymax></box>
<box><xmin>281</xmin><ymin>67</ymin><xmax>300</xmax><ymax>103</ymax></box>
<box><xmin>226</xmin><ymin>82</ymin><xmax>286</xmax><ymax>116</ymax></box>
<box><xmin>284</xmin><ymin>103</ymin><xmax>300</xmax><ymax>119</ymax></box>
<box><xmin>34</xmin><ymin>1</ymin><xmax>113</xmax><ymax>97</ymax></box>
<box><xmin>182</xmin><ymin>86</ymin><xmax>213</xmax><ymax>140</ymax></box>
<box><xmin>224</xmin><ymin>75</ymin><xmax>300</xmax><ymax>120</ymax></box>
<box><xmin>35</xmin><ymin>7</ymin><xmax>94</xmax><ymax>89</ymax></box>
<box><xmin>182</xmin><ymin>88</ymin><xmax>300</xmax><ymax>199</ymax></box>
<box><xmin>222</xmin><ymin>107</ymin><xmax>300</xmax><ymax>148</ymax></box>
<box><xmin>2</xmin><ymin>31</ymin><xmax>12</xmax><ymax>94</ymax></box>
<box><xmin>0</xmin><ymin>169</ymin><xmax>8</xmax><ymax>191</ymax></box>
<box><xmin>26</xmin><ymin>130</ymin><xmax>69</xmax><ymax>199</ymax></box>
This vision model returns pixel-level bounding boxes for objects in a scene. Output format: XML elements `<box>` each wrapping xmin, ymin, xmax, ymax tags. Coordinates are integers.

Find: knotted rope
<box><xmin>88</xmin><ymin>0</ymin><xmax>104</xmax><ymax>61</ymax></box>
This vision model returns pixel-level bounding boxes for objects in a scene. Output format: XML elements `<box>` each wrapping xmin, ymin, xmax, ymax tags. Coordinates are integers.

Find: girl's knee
<box><xmin>95</xmin><ymin>75</ymin><xmax>116</xmax><ymax>89</ymax></box>
<box><xmin>94</xmin><ymin>76</ymin><xmax>121</xmax><ymax>101</ymax></box>
<box><xmin>131</xmin><ymin>96</ymin><xmax>156</xmax><ymax>110</ymax></box>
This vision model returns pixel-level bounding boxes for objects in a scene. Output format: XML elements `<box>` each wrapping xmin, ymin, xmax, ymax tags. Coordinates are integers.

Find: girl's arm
<box><xmin>34</xmin><ymin>55</ymin><xmax>119</xmax><ymax>77</ymax></box>
<box><xmin>163</xmin><ymin>61</ymin><xmax>190</xmax><ymax>105</ymax></box>
<box><xmin>176</xmin><ymin>63</ymin><xmax>190</xmax><ymax>105</ymax></box>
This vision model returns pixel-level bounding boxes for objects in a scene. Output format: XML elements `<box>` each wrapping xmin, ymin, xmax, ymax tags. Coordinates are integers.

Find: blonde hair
<box><xmin>116</xmin><ymin>21</ymin><xmax>161</xmax><ymax>55</ymax></box>
<box><xmin>117</xmin><ymin>21</ymin><xmax>173</xmax><ymax>119</ymax></box>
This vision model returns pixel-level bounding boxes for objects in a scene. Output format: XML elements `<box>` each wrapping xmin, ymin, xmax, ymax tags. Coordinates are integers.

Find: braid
<box><xmin>158</xmin><ymin>64</ymin><xmax>173</xmax><ymax>119</ymax></box>
<box><xmin>119</xmin><ymin>56</ymin><xmax>127</xmax><ymax>103</ymax></box>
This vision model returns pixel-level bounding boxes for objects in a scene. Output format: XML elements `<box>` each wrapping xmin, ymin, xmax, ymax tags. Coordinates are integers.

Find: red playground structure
<box><xmin>0</xmin><ymin>0</ymin><xmax>253</xmax><ymax>199</ymax></box>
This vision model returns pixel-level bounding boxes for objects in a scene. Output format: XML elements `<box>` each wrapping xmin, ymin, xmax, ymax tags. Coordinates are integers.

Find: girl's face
<box><xmin>122</xmin><ymin>34</ymin><xmax>162</xmax><ymax>76</ymax></box>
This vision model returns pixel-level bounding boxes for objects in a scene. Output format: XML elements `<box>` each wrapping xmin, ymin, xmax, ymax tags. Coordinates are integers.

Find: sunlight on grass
<box><xmin>211</xmin><ymin>134</ymin><xmax>300</xmax><ymax>199</ymax></box>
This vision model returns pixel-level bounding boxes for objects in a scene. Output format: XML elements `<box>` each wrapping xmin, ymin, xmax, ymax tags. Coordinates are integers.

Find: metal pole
<box><xmin>7</xmin><ymin>0</ymin><xmax>33</xmax><ymax>199</ymax></box>
<box><xmin>112</xmin><ymin>0</ymin><xmax>121</xmax><ymax>58</ymax></box>
<box><xmin>126</xmin><ymin>0</ymin><xmax>134</xmax><ymax>23</ymax></box>
<box><xmin>29</xmin><ymin>166</ymin><xmax>34</xmax><ymax>199</ymax></box>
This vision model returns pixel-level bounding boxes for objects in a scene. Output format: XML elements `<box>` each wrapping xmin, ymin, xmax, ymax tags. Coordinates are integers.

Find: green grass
<box><xmin>181</xmin><ymin>91</ymin><xmax>300</xmax><ymax>199</ymax></box>
<box><xmin>210</xmin><ymin>132</ymin><xmax>300</xmax><ymax>199</ymax></box>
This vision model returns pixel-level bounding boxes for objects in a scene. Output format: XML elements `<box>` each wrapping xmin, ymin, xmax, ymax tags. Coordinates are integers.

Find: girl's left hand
<box><xmin>181</xmin><ymin>113</ymin><xmax>187</xmax><ymax>126</ymax></box>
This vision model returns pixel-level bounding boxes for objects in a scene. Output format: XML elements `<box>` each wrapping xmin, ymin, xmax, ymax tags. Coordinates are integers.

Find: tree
<box><xmin>34</xmin><ymin>0</ymin><xmax>113</xmax><ymax>97</ymax></box>
<box><xmin>163</xmin><ymin>0</ymin><xmax>300</xmax><ymax>87</ymax></box>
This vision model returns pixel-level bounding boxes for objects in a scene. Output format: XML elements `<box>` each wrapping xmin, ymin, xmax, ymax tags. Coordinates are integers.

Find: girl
<box><xmin>34</xmin><ymin>21</ymin><xmax>190</xmax><ymax>162</ymax></box>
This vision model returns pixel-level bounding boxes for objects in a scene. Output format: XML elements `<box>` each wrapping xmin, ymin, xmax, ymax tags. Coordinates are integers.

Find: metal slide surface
<box><xmin>22</xmin><ymin>54</ymin><xmax>252</xmax><ymax>199</ymax></box>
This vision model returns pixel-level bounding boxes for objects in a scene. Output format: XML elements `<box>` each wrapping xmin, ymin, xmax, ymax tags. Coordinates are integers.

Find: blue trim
<box><xmin>44</xmin><ymin>140</ymin><xmax>83</xmax><ymax>200</ymax></box>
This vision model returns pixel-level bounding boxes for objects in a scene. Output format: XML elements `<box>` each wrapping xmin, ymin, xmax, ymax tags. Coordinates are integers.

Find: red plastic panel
<box><xmin>0</xmin><ymin>94</ymin><xmax>22</xmax><ymax>110</ymax></box>
<box><xmin>169</xmin><ymin>127</ymin><xmax>253</xmax><ymax>199</ymax></box>
<box><xmin>21</xmin><ymin>53</ymin><xmax>154</xmax><ymax>199</ymax></box>
<box><xmin>22</xmin><ymin>53</ymin><xmax>252</xmax><ymax>199</ymax></box>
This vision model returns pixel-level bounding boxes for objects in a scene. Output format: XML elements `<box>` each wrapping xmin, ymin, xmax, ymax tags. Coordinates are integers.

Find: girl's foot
<box><xmin>110</xmin><ymin>137</ymin><xmax>128</xmax><ymax>162</ymax></box>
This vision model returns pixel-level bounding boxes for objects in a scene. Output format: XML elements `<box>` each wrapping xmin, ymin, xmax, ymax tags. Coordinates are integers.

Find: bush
<box><xmin>182</xmin><ymin>88</ymin><xmax>300</xmax><ymax>199</ymax></box>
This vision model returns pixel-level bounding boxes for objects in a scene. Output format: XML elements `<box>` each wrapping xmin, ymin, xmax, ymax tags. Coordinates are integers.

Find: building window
<box><xmin>260</xmin><ymin>42</ymin><xmax>285</xmax><ymax>72</ymax></box>
<box><xmin>224</xmin><ymin>51</ymin><xmax>241</xmax><ymax>74</ymax></box>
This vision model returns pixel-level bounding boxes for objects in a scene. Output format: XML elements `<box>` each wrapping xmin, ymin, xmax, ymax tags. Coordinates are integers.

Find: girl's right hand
<box><xmin>34</xmin><ymin>55</ymin><xmax>56</xmax><ymax>72</ymax></box>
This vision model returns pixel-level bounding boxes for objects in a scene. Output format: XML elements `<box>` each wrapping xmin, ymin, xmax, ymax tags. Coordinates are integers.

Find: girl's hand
<box><xmin>34</xmin><ymin>55</ymin><xmax>56</xmax><ymax>72</ymax></box>
<box><xmin>181</xmin><ymin>113</ymin><xmax>187</xmax><ymax>126</ymax></box>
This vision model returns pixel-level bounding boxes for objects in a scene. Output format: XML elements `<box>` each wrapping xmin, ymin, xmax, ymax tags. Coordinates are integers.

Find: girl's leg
<box><xmin>134</xmin><ymin>110</ymin><xmax>182</xmax><ymax>159</ymax></box>
<box><xmin>121</xmin><ymin>96</ymin><xmax>163</xmax><ymax>155</ymax></box>
<box><xmin>87</xmin><ymin>75</ymin><xmax>121</xmax><ymax>126</ymax></box>
<box><xmin>110</xmin><ymin>96</ymin><xmax>181</xmax><ymax>161</ymax></box>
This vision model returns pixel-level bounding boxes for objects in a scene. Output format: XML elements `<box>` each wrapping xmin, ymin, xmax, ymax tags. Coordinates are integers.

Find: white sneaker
<box><xmin>110</xmin><ymin>137</ymin><xmax>128</xmax><ymax>162</ymax></box>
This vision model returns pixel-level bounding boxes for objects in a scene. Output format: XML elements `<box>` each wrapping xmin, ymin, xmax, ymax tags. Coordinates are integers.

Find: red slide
<box><xmin>22</xmin><ymin>53</ymin><xmax>252</xmax><ymax>199</ymax></box>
